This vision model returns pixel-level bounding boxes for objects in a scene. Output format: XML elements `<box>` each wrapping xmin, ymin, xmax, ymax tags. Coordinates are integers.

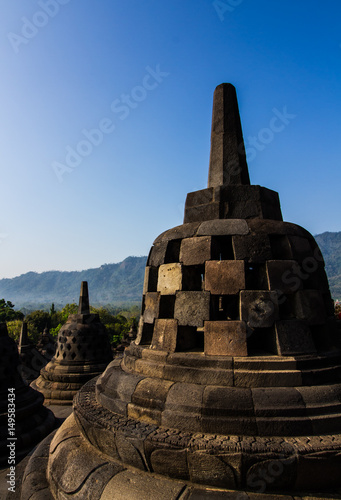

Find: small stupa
<box><xmin>0</xmin><ymin>323</ymin><xmax>55</xmax><ymax>465</ymax></box>
<box><xmin>21</xmin><ymin>85</ymin><xmax>341</xmax><ymax>498</ymax></box>
<box><xmin>31</xmin><ymin>281</ymin><xmax>113</xmax><ymax>404</ymax></box>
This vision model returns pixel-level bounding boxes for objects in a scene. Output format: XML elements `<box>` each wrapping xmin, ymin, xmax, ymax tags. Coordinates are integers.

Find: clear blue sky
<box><xmin>0</xmin><ymin>1</ymin><xmax>340</xmax><ymax>279</ymax></box>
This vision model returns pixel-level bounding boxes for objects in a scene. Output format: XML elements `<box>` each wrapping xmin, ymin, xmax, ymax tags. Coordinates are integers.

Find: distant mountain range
<box><xmin>1</xmin><ymin>232</ymin><xmax>341</xmax><ymax>311</ymax></box>
<box><xmin>314</xmin><ymin>232</ymin><xmax>341</xmax><ymax>299</ymax></box>
<box><xmin>0</xmin><ymin>256</ymin><xmax>147</xmax><ymax>310</ymax></box>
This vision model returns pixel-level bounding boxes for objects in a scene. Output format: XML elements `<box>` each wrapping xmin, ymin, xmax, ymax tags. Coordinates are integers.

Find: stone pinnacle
<box><xmin>208</xmin><ymin>83</ymin><xmax>250</xmax><ymax>187</ymax></box>
<box><xmin>19</xmin><ymin>321</ymin><xmax>29</xmax><ymax>353</ymax></box>
<box><xmin>78</xmin><ymin>281</ymin><xmax>90</xmax><ymax>315</ymax></box>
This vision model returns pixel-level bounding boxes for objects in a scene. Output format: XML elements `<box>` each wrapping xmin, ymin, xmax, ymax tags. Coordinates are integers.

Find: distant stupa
<box><xmin>31</xmin><ymin>281</ymin><xmax>113</xmax><ymax>404</ymax></box>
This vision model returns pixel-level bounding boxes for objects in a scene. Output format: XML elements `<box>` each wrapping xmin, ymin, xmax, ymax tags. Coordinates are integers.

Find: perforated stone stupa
<box><xmin>0</xmin><ymin>323</ymin><xmax>55</xmax><ymax>465</ymax></box>
<box><xmin>31</xmin><ymin>281</ymin><xmax>112</xmax><ymax>404</ymax></box>
<box><xmin>21</xmin><ymin>85</ymin><xmax>341</xmax><ymax>499</ymax></box>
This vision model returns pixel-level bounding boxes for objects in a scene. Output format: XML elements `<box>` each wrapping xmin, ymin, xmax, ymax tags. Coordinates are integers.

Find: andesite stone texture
<box><xmin>21</xmin><ymin>84</ymin><xmax>341</xmax><ymax>498</ymax></box>
<box><xmin>31</xmin><ymin>281</ymin><xmax>112</xmax><ymax>404</ymax></box>
<box><xmin>0</xmin><ymin>323</ymin><xmax>56</xmax><ymax>465</ymax></box>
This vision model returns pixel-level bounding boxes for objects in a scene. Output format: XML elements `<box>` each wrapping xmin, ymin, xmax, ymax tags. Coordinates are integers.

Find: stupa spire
<box><xmin>208</xmin><ymin>83</ymin><xmax>250</xmax><ymax>187</ymax></box>
<box><xmin>78</xmin><ymin>281</ymin><xmax>90</xmax><ymax>315</ymax></box>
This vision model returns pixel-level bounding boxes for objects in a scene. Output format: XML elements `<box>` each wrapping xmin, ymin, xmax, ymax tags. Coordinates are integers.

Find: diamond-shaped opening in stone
<box><xmin>310</xmin><ymin>324</ymin><xmax>333</xmax><ymax>351</ymax></box>
<box><xmin>269</xmin><ymin>234</ymin><xmax>292</xmax><ymax>260</ymax></box>
<box><xmin>182</xmin><ymin>265</ymin><xmax>204</xmax><ymax>291</ymax></box>
<box><xmin>146</xmin><ymin>266</ymin><xmax>158</xmax><ymax>293</ymax></box>
<box><xmin>278</xmin><ymin>294</ymin><xmax>296</xmax><ymax>320</ymax></box>
<box><xmin>159</xmin><ymin>295</ymin><xmax>175</xmax><ymax>319</ymax></box>
<box><xmin>247</xmin><ymin>326</ymin><xmax>276</xmax><ymax>356</ymax></box>
<box><xmin>62</xmin><ymin>352</ymin><xmax>66</xmax><ymax>359</ymax></box>
<box><xmin>71</xmin><ymin>336</ymin><xmax>77</xmax><ymax>343</ymax></box>
<box><xmin>164</xmin><ymin>239</ymin><xmax>182</xmax><ymax>264</ymax></box>
<box><xmin>70</xmin><ymin>352</ymin><xmax>77</xmax><ymax>360</ymax></box>
<box><xmin>139</xmin><ymin>322</ymin><xmax>154</xmax><ymax>345</ymax></box>
<box><xmin>246</xmin><ymin>263</ymin><xmax>268</xmax><ymax>290</ymax></box>
<box><xmin>176</xmin><ymin>326</ymin><xmax>203</xmax><ymax>352</ymax></box>
<box><xmin>212</xmin><ymin>236</ymin><xmax>234</xmax><ymax>260</ymax></box>
<box><xmin>66</xmin><ymin>344</ymin><xmax>71</xmax><ymax>351</ymax></box>
<box><xmin>210</xmin><ymin>295</ymin><xmax>239</xmax><ymax>321</ymax></box>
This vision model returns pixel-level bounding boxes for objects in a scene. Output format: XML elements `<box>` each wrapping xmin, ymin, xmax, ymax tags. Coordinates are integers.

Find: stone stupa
<box><xmin>0</xmin><ymin>323</ymin><xmax>55</xmax><ymax>465</ymax></box>
<box><xmin>31</xmin><ymin>281</ymin><xmax>113</xmax><ymax>405</ymax></box>
<box><xmin>21</xmin><ymin>85</ymin><xmax>341</xmax><ymax>499</ymax></box>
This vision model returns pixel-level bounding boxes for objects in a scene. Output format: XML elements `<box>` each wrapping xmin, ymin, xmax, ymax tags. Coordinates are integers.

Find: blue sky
<box><xmin>0</xmin><ymin>1</ymin><xmax>340</xmax><ymax>279</ymax></box>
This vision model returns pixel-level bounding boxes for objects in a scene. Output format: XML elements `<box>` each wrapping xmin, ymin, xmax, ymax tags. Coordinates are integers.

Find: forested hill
<box><xmin>0</xmin><ymin>256</ymin><xmax>147</xmax><ymax>309</ymax></box>
<box><xmin>1</xmin><ymin>232</ymin><xmax>341</xmax><ymax>310</ymax></box>
<box><xmin>314</xmin><ymin>232</ymin><xmax>341</xmax><ymax>299</ymax></box>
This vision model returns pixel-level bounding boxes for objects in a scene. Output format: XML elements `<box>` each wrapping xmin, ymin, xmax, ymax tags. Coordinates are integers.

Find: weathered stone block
<box><xmin>294</xmin><ymin>290</ymin><xmax>326</xmax><ymax>325</ymax></box>
<box><xmin>148</xmin><ymin>241</ymin><xmax>168</xmax><ymax>267</ymax></box>
<box><xmin>131</xmin><ymin>378</ymin><xmax>173</xmax><ymax>411</ymax></box>
<box><xmin>150</xmin><ymin>449</ymin><xmax>189</xmax><ymax>480</ymax></box>
<box><xmin>188</xmin><ymin>452</ymin><xmax>237</xmax><ymax>488</ymax></box>
<box><xmin>143</xmin><ymin>293</ymin><xmax>160</xmax><ymax>324</ymax></box>
<box><xmin>180</xmin><ymin>236</ymin><xmax>213</xmax><ymax>265</ymax></box>
<box><xmin>240</xmin><ymin>291</ymin><xmax>279</xmax><ymax>328</ymax></box>
<box><xmin>157</xmin><ymin>263</ymin><xmax>182</xmax><ymax>295</ymax></box>
<box><xmin>174</xmin><ymin>291</ymin><xmax>210</xmax><ymax>327</ymax></box>
<box><xmin>204</xmin><ymin>321</ymin><xmax>248</xmax><ymax>356</ymax></box>
<box><xmin>266</xmin><ymin>260</ymin><xmax>302</xmax><ymax>293</ymax></box>
<box><xmin>185</xmin><ymin>187</ymin><xmax>215</xmax><ymax>207</ymax></box>
<box><xmin>162</xmin><ymin>382</ymin><xmax>204</xmax><ymax>432</ymax></box>
<box><xmin>184</xmin><ymin>203</ymin><xmax>220</xmax><ymax>224</ymax></box>
<box><xmin>288</xmin><ymin>235</ymin><xmax>312</xmax><ymax>261</ymax></box>
<box><xmin>205</xmin><ymin>260</ymin><xmax>245</xmax><ymax>294</ymax></box>
<box><xmin>232</xmin><ymin>234</ymin><xmax>272</xmax><ymax>263</ymax></box>
<box><xmin>275</xmin><ymin>320</ymin><xmax>316</xmax><ymax>355</ymax></box>
<box><xmin>151</xmin><ymin>319</ymin><xmax>178</xmax><ymax>352</ymax></box>
<box><xmin>197</xmin><ymin>219</ymin><xmax>249</xmax><ymax>236</ymax></box>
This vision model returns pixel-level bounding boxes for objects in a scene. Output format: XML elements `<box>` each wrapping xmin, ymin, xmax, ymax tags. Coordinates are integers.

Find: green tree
<box><xmin>0</xmin><ymin>299</ymin><xmax>24</xmax><ymax>322</ymax></box>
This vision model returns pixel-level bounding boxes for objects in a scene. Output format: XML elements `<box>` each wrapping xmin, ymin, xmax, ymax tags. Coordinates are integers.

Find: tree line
<box><xmin>1</xmin><ymin>299</ymin><xmax>140</xmax><ymax>347</ymax></box>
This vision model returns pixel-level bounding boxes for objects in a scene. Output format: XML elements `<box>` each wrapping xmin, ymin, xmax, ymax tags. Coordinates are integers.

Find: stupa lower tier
<box><xmin>34</xmin><ymin>344</ymin><xmax>341</xmax><ymax>498</ymax></box>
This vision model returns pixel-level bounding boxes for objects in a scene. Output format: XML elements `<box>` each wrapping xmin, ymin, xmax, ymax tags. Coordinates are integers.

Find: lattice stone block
<box><xmin>294</xmin><ymin>290</ymin><xmax>326</xmax><ymax>325</ymax></box>
<box><xmin>148</xmin><ymin>241</ymin><xmax>168</xmax><ymax>267</ymax></box>
<box><xmin>240</xmin><ymin>290</ymin><xmax>279</xmax><ymax>328</ymax></box>
<box><xmin>266</xmin><ymin>260</ymin><xmax>302</xmax><ymax>293</ymax></box>
<box><xmin>275</xmin><ymin>320</ymin><xmax>316</xmax><ymax>355</ymax></box>
<box><xmin>157</xmin><ymin>263</ymin><xmax>182</xmax><ymax>295</ymax></box>
<box><xmin>232</xmin><ymin>234</ymin><xmax>272</xmax><ymax>263</ymax></box>
<box><xmin>180</xmin><ymin>236</ymin><xmax>213</xmax><ymax>265</ymax></box>
<box><xmin>204</xmin><ymin>321</ymin><xmax>248</xmax><ymax>356</ymax></box>
<box><xmin>151</xmin><ymin>319</ymin><xmax>178</xmax><ymax>352</ymax></box>
<box><xmin>143</xmin><ymin>292</ymin><xmax>160</xmax><ymax>324</ymax></box>
<box><xmin>174</xmin><ymin>291</ymin><xmax>210</xmax><ymax>327</ymax></box>
<box><xmin>205</xmin><ymin>260</ymin><xmax>245</xmax><ymax>294</ymax></box>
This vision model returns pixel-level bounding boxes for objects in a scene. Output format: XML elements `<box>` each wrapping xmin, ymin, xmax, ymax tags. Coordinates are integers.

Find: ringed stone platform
<box><xmin>31</xmin><ymin>281</ymin><xmax>113</xmax><ymax>405</ymax></box>
<box><xmin>21</xmin><ymin>84</ymin><xmax>341</xmax><ymax>498</ymax></box>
